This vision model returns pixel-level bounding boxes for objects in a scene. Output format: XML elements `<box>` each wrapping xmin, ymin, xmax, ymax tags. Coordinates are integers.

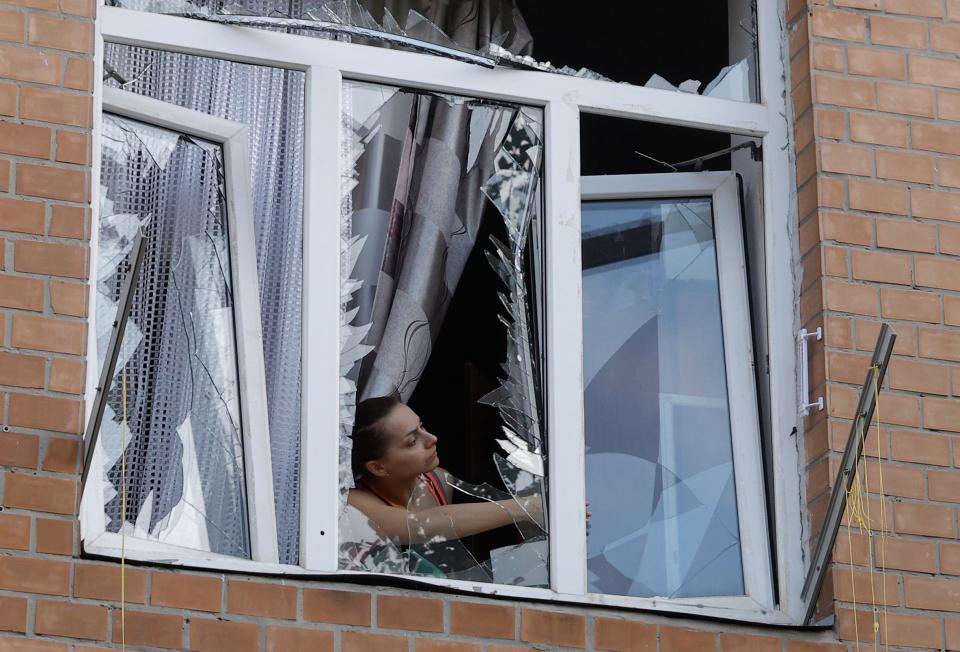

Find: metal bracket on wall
<box><xmin>79</xmin><ymin>228</ymin><xmax>148</xmax><ymax>494</ymax></box>
<box><xmin>798</xmin><ymin>327</ymin><xmax>824</xmax><ymax>416</ymax></box>
<box><xmin>799</xmin><ymin>323</ymin><xmax>897</xmax><ymax>625</ymax></box>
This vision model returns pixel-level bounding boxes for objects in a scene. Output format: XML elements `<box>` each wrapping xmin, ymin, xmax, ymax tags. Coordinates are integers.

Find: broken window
<box><xmin>581</xmin><ymin>175</ymin><xmax>765</xmax><ymax>599</ymax></box>
<box><xmin>104</xmin><ymin>0</ymin><xmax>758</xmax><ymax>101</ymax></box>
<box><xmin>90</xmin><ymin>47</ymin><xmax>306</xmax><ymax>563</ymax></box>
<box><xmin>337</xmin><ymin>80</ymin><xmax>548</xmax><ymax>586</ymax></box>
<box><xmin>91</xmin><ymin>88</ymin><xmax>279</xmax><ymax>560</ymax></box>
<box><xmin>104</xmin><ymin>0</ymin><xmax>533</xmax><ymax>67</ymax></box>
<box><xmin>516</xmin><ymin>0</ymin><xmax>759</xmax><ymax>102</ymax></box>
<box><xmin>90</xmin><ymin>0</ymin><xmax>796</xmax><ymax>621</ymax></box>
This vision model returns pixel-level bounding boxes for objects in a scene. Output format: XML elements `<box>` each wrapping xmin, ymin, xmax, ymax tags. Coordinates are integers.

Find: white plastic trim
<box><xmin>81</xmin><ymin>531</ymin><xmax>794</xmax><ymax>625</ymax></box>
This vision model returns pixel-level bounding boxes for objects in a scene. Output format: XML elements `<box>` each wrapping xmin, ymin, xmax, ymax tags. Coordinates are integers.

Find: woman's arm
<box><xmin>347</xmin><ymin>489</ymin><xmax>540</xmax><ymax>544</ymax></box>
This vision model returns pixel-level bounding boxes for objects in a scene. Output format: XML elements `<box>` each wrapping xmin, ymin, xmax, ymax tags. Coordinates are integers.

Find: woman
<box><xmin>347</xmin><ymin>395</ymin><xmax>543</xmax><ymax>545</ymax></box>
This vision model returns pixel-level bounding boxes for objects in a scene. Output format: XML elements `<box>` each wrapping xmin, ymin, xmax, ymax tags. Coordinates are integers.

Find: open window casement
<box><xmin>580</xmin><ymin>172</ymin><xmax>772</xmax><ymax>611</ymax></box>
<box><xmin>81</xmin><ymin>87</ymin><xmax>279</xmax><ymax>564</ymax></box>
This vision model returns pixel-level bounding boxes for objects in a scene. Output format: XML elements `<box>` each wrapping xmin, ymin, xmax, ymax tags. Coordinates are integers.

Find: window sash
<box><xmin>82</xmin><ymin>86</ymin><xmax>279</xmax><ymax>564</ymax></box>
<box><xmin>87</xmin><ymin>2</ymin><xmax>803</xmax><ymax>624</ymax></box>
<box><xmin>580</xmin><ymin>171</ymin><xmax>773</xmax><ymax>608</ymax></box>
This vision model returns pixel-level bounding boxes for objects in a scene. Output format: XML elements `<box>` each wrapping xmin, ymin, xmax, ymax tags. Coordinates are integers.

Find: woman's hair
<box><xmin>350</xmin><ymin>395</ymin><xmax>401</xmax><ymax>479</ymax></box>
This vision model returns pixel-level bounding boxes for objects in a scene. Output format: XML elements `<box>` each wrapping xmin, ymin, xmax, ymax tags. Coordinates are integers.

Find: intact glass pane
<box><xmin>96</xmin><ymin>113</ymin><xmax>250</xmax><ymax>557</ymax></box>
<box><xmin>582</xmin><ymin>197</ymin><xmax>744</xmax><ymax>598</ymax></box>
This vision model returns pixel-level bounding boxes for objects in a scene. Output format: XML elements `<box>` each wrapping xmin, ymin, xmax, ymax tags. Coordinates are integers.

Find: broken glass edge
<box><xmin>97</xmin><ymin>126</ymin><xmax>253</xmax><ymax>557</ymax></box>
<box><xmin>136</xmin><ymin>10</ymin><xmax>496</xmax><ymax>68</ymax></box>
<box><xmin>478</xmin><ymin>110</ymin><xmax>546</xmax><ymax>512</ymax></box>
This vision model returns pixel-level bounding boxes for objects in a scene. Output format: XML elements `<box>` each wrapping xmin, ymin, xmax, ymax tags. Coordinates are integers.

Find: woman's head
<box><xmin>351</xmin><ymin>397</ymin><xmax>440</xmax><ymax>481</ymax></box>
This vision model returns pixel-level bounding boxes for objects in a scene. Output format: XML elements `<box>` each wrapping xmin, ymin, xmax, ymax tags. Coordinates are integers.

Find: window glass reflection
<box><xmin>582</xmin><ymin>198</ymin><xmax>744</xmax><ymax>598</ymax></box>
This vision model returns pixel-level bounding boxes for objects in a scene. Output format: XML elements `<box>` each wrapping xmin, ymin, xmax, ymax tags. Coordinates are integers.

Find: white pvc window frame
<box><xmin>581</xmin><ymin>172</ymin><xmax>774</xmax><ymax>612</ymax></box>
<box><xmin>81</xmin><ymin>86</ymin><xmax>280</xmax><ymax>564</ymax></box>
<box><xmin>85</xmin><ymin>1</ymin><xmax>804</xmax><ymax>625</ymax></box>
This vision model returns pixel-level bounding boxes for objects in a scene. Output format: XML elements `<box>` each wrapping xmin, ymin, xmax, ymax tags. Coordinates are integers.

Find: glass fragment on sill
<box><xmin>306</xmin><ymin>0</ymin><xmax>380</xmax><ymax>31</ymax></box>
<box><xmin>97</xmin><ymin>114</ymin><xmax>251</xmax><ymax>558</ymax></box>
<box><xmin>338</xmin><ymin>81</ymin><xmax>548</xmax><ymax>586</ymax></box>
<box><xmin>703</xmin><ymin>58</ymin><xmax>750</xmax><ymax>102</ymax></box>
<box><xmin>582</xmin><ymin>197</ymin><xmax>744</xmax><ymax>599</ymax></box>
<box><xmin>487</xmin><ymin>43</ymin><xmax>612</xmax><ymax>81</ymax></box>
<box><xmin>643</xmin><ymin>58</ymin><xmax>751</xmax><ymax>102</ymax></box>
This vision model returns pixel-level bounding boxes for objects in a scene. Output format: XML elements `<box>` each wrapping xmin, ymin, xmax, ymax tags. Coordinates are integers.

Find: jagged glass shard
<box><xmin>218</xmin><ymin>1</ymin><xmax>256</xmax><ymax>15</ymax></box>
<box><xmin>481</xmin><ymin>154</ymin><xmax>536</xmax><ymax>250</ymax></box>
<box><xmin>704</xmin><ymin>58</ymin><xmax>750</xmax><ymax>102</ymax></box>
<box><xmin>379</xmin><ymin>7</ymin><xmax>404</xmax><ymax>35</ymax></box>
<box><xmin>102</xmin><ymin>114</ymin><xmax>181</xmax><ymax>172</ymax></box>
<box><xmin>97</xmin><ymin>114</ymin><xmax>251</xmax><ymax>559</ymax></box>
<box><xmin>487</xmin><ymin>43</ymin><xmax>613</xmax><ymax>81</ymax></box>
<box><xmin>114</xmin><ymin>0</ymin><xmax>499</xmax><ymax>68</ymax></box>
<box><xmin>403</xmin><ymin>8</ymin><xmax>460</xmax><ymax>50</ymax></box>
<box><xmin>337</xmin><ymin>81</ymin><xmax>547</xmax><ymax>586</ymax></box>
<box><xmin>495</xmin><ymin>431</ymin><xmax>543</xmax><ymax>476</ymax></box>
<box><xmin>315</xmin><ymin>0</ymin><xmax>379</xmax><ymax>30</ymax></box>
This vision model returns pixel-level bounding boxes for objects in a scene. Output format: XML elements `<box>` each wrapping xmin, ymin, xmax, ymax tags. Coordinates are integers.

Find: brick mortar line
<box><xmin>1</xmin><ymin>120</ymin><xmax>94</xmax><ymax>137</ymax></box>
<box><xmin>0</xmin><ymin>76</ymin><xmax>96</xmax><ymax>96</ymax></box>
<box><xmin>0</xmin><ymin>302</ymin><xmax>89</xmax><ymax>319</ymax></box>
<box><xmin>809</xmin><ymin>34</ymin><xmax>960</xmax><ymax>59</ymax></box>
<box><xmin>811</xmin><ymin>5</ymin><xmax>953</xmax><ymax>21</ymax></box>
<box><xmin>0</xmin><ymin>384</ymin><xmax>85</xmax><ymax>401</ymax></box>
<box><xmin>0</xmin><ymin>270</ymin><xmax>91</xmax><ymax>285</ymax></box>
<box><xmin>0</xmin><ymin>426</ymin><xmax>83</xmax><ymax>442</ymax></box>
<box><xmin>0</xmin><ymin>0</ymin><xmax>93</xmax><ymax>16</ymax></box>
<box><xmin>0</xmin><ymin>152</ymin><xmax>93</xmax><ymax>171</ymax></box>
<box><xmin>814</xmin><ymin>171</ymin><xmax>960</xmax><ymax>196</ymax></box>
<box><xmin>0</xmin><ymin>469</ymin><xmax>81</xmax><ymax>486</ymax></box>
<box><xmin>0</xmin><ymin>43</ymin><xmax>96</xmax><ymax>62</ymax></box>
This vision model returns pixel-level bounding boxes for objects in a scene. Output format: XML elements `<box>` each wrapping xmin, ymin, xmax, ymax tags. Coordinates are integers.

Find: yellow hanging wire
<box><xmin>844</xmin><ymin>502</ymin><xmax>860</xmax><ymax>652</ymax></box>
<box><xmin>845</xmin><ymin>413</ymin><xmax>864</xmax><ymax>652</ymax></box>
<box><xmin>872</xmin><ymin>365</ymin><xmax>890</xmax><ymax>651</ymax></box>
<box><xmin>844</xmin><ymin>364</ymin><xmax>891</xmax><ymax>652</ymax></box>
<box><xmin>858</xmin><ymin>404</ymin><xmax>879</xmax><ymax>652</ymax></box>
<box><xmin>120</xmin><ymin>366</ymin><xmax>128</xmax><ymax>652</ymax></box>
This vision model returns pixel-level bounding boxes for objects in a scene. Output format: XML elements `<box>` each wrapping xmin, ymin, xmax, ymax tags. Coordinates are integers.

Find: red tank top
<box><xmin>359</xmin><ymin>470</ymin><xmax>448</xmax><ymax>507</ymax></box>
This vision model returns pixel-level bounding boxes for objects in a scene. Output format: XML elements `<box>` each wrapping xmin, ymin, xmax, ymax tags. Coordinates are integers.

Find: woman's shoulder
<box><xmin>347</xmin><ymin>485</ymin><xmax>378</xmax><ymax>507</ymax></box>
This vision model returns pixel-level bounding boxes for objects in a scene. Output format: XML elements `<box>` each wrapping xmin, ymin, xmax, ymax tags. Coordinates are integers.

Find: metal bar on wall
<box><xmin>79</xmin><ymin>228</ymin><xmax>148</xmax><ymax>493</ymax></box>
<box><xmin>799</xmin><ymin>322</ymin><xmax>897</xmax><ymax>625</ymax></box>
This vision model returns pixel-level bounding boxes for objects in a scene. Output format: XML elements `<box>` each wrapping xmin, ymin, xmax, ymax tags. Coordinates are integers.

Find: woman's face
<box><xmin>372</xmin><ymin>403</ymin><xmax>440</xmax><ymax>479</ymax></box>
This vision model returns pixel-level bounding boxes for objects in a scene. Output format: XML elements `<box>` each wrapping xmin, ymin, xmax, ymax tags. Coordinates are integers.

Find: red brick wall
<box><xmin>0</xmin><ymin>0</ymin><xmax>957</xmax><ymax>649</ymax></box>
<box><xmin>792</xmin><ymin>0</ymin><xmax>960</xmax><ymax>648</ymax></box>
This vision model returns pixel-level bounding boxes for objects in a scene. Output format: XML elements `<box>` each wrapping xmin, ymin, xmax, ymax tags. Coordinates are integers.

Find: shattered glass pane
<box><xmin>97</xmin><ymin>114</ymin><xmax>251</xmax><ymax>557</ymax></box>
<box><xmin>106</xmin><ymin>0</ymin><xmax>536</xmax><ymax>68</ymax></box>
<box><xmin>105</xmin><ymin>44</ymin><xmax>306</xmax><ymax>564</ymax></box>
<box><xmin>582</xmin><ymin>197</ymin><xmax>744</xmax><ymax>598</ymax></box>
<box><xmin>338</xmin><ymin>80</ymin><xmax>547</xmax><ymax>586</ymax></box>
